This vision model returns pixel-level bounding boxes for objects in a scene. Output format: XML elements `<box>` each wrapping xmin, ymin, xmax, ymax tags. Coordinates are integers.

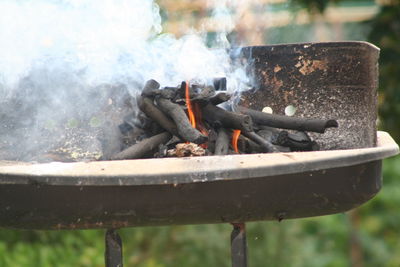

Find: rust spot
<box><xmin>51</xmin><ymin>220</ymin><xmax>129</xmax><ymax>230</ymax></box>
<box><xmin>283</xmin><ymin>90</ymin><xmax>295</xmax><ymax>103</ymax></box>
<box><xmin>268</xmin><ymin>75</ymin><xmax>283</xmax><ymax>97</ymax></box>
<box><xmin>298</xmin><ymin>59</ymin><xmax>327</xmax><ymax>75</ymax></box>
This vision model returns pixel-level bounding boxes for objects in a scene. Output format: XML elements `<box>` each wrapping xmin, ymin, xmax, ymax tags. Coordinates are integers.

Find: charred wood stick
<box><xmin>237</xmin><ymin>106</ymin><xmax>338</xmax><ymax>133</ymax></box>
<box><xmin>214</xmin><ymin>128</ymin><xmax>230</xmax><ymax>155</ymax></box>
<box><xmin>141</xmin><ymin>79</ymin><xmax>160</xmax><ymax>96</ymax></box>
<box><xmin>213</xmin><ymin>77</ymin><xmax>227</xmax><ymax>91</ymax></box>
<box><xmin>242</xmin><ymin>131</ymin><xmax>279</xmax><ymax>153</ymax></box>
<box><xmin>205</xmin><ymin>129</ymin><xmax>218</xmax><ymax>155</ymax></box>
<box><xmin>155</xmin><ymin>97</ymin><xmax>208</xmax><ymax>144</ymax></box>
<box><xmin>142</xmin><ymin>87</ymin><xmax>177</xmax><ymax>100</ymax></box>
<box><xmin>202</xmin><ymin>103</ymin><xmax>253</xmax><ymax>132</ymax></box>
<box><xmin>138</xmin><ymin>97</ymin><xmax>179</xmax><ymax>137</ymax></box>
<box><xmin>209</xmin><ymin>92</ymin><xmax>231</xmax><ymax>106</ymax></box>
<box><xmin>111</xmin><ymin>132</ymin><xmax>171</xmax><ymax>160</ymax></box>
<box><xmin>245</xmin><ymin>137</ymin><xmax>290</xmax><ymax>153</ymax></box>
<box><xmin>191</xmin><ymin>86</ymin><xmax>215</xmax><ymax>102</ymax></box>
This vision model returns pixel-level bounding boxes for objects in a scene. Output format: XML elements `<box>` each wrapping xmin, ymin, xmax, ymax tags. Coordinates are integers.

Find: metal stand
<box><xmin>103</xmin><ymin>224</ymin><xmax>247</xmax><ymax>267</ymax></box>
<box><xmin>105</xmin><ymin>229</ymin><xmax>123</xmax><ymax>267</ymax></box>
<box><xmin>231</xmin><ymin>223</ymin><xmax>248</xmax><ymax>267</ymax></box>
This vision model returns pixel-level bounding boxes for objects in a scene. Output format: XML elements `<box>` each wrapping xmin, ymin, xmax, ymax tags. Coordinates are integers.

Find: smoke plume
<box><xmin>0</xmin><ymin>0</ymin><xmax>249</xmax><ymax>161</ymax></box>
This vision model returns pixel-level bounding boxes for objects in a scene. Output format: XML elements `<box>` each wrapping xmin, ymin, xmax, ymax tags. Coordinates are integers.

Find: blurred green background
<box><xmin>1</xmin><ymin>0</ymin><xmax>399</xmax><ymax>266</ymax></box>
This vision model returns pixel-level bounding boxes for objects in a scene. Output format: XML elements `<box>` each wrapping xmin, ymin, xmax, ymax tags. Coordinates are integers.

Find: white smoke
<box><xmin>0</xmin><ymin>0</ymin><xmax>248</xmax><ymax>91</ymax></box>
<box><xmin>0</xmin><ymin>0</ymin><xmax>250</xmax><ymax>161</ymax></box>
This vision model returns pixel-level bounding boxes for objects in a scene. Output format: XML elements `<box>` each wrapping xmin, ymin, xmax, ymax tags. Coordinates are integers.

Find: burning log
<box><xmin>202</xmin><ymin>103</ymin><xmax>253</xmax><ymax>132</ymax></box>
<box><xmin>237</xmin><ymin>106</ymin><xmax>338</xmax><ymax>133</ymax></box>
<box><xmin>138</xmin><ymin>96</ymin><xmax>179</xmax><ymax>137</ymax></box>
<box><xmin>214</xmin><ymin>128</ymin><xmax>230</xmax><ymax>155</ymax></box>
<box><xmin>242</xmin><ymin>131</ymin><xmax>279</xmax><ymax>153</ymax></box>
<box><xmin>111</xmin><ymin>132</ymin><xmax>171</xmax><ymax>160</ymax></box>
<box><xmin>155</xmin><ymin>97</ymin><xmax>208</xmax><ymax>144</ymax></box>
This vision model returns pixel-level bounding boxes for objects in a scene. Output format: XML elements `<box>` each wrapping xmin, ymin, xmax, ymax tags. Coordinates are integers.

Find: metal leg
<box><xmin>105</xmin><ymin>229</ymin><xmax>123</xmax><ymax>267</ymax></box>
<box><xmin>231</xmin><ymin>223</ymin><xmax>248</xmax><ymax>267</ymax></box>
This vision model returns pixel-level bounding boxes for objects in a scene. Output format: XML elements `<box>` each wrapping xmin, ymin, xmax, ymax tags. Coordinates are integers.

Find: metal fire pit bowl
<box><xmin>0</xmin><ymin>42</ymin><xmax>398</xmax><ymax>231</ymax></box>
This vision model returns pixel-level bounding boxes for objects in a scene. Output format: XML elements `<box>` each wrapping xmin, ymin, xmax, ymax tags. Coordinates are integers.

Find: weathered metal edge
<box><xmin>0</xmin><ymin>131</ymin><xmax>397</xmax><ymax>186</ymax></box>
<box><xmin>244</xmin><ymin>41</ymin><xmax>380</xmax><ymax>51</ymax></box>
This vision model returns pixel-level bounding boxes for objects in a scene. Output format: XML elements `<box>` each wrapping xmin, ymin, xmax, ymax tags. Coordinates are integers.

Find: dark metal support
<box><xmin>231</xmin><ymin>223</ymin><xmax>248</xmax><ymax>267</ymax></box>
<box><xmin>105</xmin><ymin>229</ymin><xmax>123</xmax><ymax>267</ymax></box>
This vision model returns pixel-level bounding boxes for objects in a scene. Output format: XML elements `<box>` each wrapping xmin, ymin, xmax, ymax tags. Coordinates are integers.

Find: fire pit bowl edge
<box><xmin>0</xmin><ymin>131</ymin><xmax>397</xmax><ymax>230</ymax></box>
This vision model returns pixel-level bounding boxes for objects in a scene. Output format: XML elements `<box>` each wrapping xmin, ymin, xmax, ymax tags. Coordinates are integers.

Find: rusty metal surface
<box><xmin>240</xmin><ymin>41</ymin><xmax>380</xmax><ymax>150</ymax></box>
<box><xmin>0</xmin><ymin>161</ymin><xmax>383</xmax><ymax>230</ymax></box>
<box><xmin>231</xmin><ymin>223</ymin><xmax>248</xmax><ymax>267</ymax></box>
<box><xmin>105</xmin><ymin>229</ymin><xmax>123</xmax><ymax>267</ymax></box>
<box><xmin>0</xmin><ymin>132</ymin><xmax>397</xmax><ymax>230</ymax></box>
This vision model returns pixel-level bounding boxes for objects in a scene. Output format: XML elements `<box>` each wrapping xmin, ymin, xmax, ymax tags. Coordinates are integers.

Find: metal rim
<box><xmin>0</xmin><ymin>131</ymin><xmax>397</xmax><ymax>186</ymax></box>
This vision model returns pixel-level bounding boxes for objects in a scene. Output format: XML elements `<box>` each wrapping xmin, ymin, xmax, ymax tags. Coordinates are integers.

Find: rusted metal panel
<box><xmin>0</xmin><ymin>160</ymin><xmax>384</xmax><ymax>230</ymax></box>
<box><xmin>240</xmin><ymin>41</ymin><xmax>380</xmax><ymax>150</ymax></box>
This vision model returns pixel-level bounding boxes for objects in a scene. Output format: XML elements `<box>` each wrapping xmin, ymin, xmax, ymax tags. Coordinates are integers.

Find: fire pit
<box><xmin>0</xmin><ymin>42</ymin><xmax>398</xmax><ymax>266</ymax></box>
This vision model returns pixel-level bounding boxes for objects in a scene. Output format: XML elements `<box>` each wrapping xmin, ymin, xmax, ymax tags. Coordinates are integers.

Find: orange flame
<box><xmin>232</xmin><ymin>130</ymin><xmax>241</xmax><ymax>153</ymax></box>
<box><xmin>194</xmin><ymin>102</ymin><xmax>208</xmax><ymax>148</ymax></box>
<box><xmin>185</xmin><ymin>81</ymin><xmax>208</xmax><ymax>148</ymax></box>
<box><xmin>185</xmin><ymin>81</ymin><xmax>196</xmax><ymax>128</ymax></box>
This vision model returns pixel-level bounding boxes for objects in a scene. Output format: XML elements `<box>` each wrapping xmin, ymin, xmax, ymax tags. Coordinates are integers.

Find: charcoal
<box><xmin>205</xmin><ymin>129</ymin><xmax>218</xmax><ymax>154</ymax></box>
<box><xmin>213</xmin><ymin>77</ymin><xmax>227</xmax><ymax>91</ymax></box>
<box><xmin>118</xmin><ymin>122</ymin><xmax>133</xmax><ymax>135</ymax></box>
<box><xmin>140</xmin><ymin>79</ymin><xmax>160</xmax><ymax>97</ymax></box>
<box><xmin>138</xmin><ymin>96</ymin><xmax>180</xmax><ymax>137</ymax></box>
<box><xmin>276</xmin><ymin>131</ymin><xmax>320</xmax><ymax>151</ymax></box>
<box><xmin>209</xmin><ymin>92</ymin><xmax>231</xmax><ymax>106</ymax></box>
<box><xmin>214</xmin><ymin>128</ymin><xmax>230</xmax><ymax>155</ymax></box>
<box><xmin>111</xmin><ymin>132</ymin><xmax>172</xmax><ymax>160</ymax></box>
<box><xmin>155</xmin><ymin>97</ymin><xmax>207</xmax><ymax>144</ymax></box>
<box><xmin>156</xmin><ymin>144</ymin><xmax>169</xmax><ymax>158</ymax></box>
<box><xmin>242</xmin><ymin>131</ymin><xmax>279</xmax><ymax>153</ymax></box>
<box><xmin>202</xmin><ymin>103</ymin><xmax>253</xmax><ymax>132</ymax></box>
<box><xmin>237</xmin><ymin>106</ymin><xmax>338</xmax><ymax>133</ymax></box>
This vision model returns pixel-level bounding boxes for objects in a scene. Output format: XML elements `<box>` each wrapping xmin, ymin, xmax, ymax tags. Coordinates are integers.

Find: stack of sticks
<box><xmin>110</xmin><ymin>79</ymin><xmax>338</xmax><ymax>160</ymax></box>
